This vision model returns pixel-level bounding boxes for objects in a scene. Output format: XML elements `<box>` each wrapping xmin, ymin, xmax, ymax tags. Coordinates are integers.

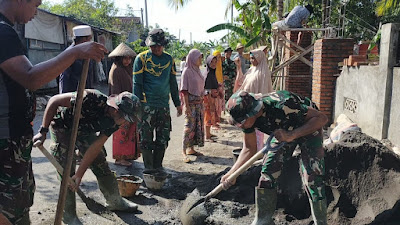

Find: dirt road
<box><xmin>29</xmin><ymin>83</ymin><xmax>400</xmax><ymax>225</ymax></box>
<box><xmin>30</xmin><ymin>85</ymin><xmax>248</xmax><ymax>224</ymax></box>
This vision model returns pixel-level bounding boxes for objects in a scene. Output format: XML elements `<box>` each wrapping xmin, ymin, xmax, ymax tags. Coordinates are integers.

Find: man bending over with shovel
<box><xmin>222</xmin><ymin>90</ymin><xmax>328</xmax><ymax>225</ymax></box>
<box><xmin>33</xmin><ymin>89</ymin><xmax>141</xmax><ymax>224</ymax></box>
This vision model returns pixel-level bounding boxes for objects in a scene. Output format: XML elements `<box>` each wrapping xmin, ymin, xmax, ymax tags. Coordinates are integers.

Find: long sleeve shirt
<box><xmin>133</xmin><ymin>50</ymin><xmax>180</xmax><ymax>108</ymax></box>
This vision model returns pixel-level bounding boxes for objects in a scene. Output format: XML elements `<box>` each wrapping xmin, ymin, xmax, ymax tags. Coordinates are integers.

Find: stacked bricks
<box><xmin>283</xmin><ymin>31</ymin><xmax>312</xmax><ymax>98</ymax></box>
<box><xmin>312</xmin><ymin>39</ymin><xmax>353</xmax><ymax>122</ymax></box>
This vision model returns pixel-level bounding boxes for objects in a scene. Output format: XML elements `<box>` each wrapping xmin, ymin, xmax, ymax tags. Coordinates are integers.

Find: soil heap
<box><xmin>179</xmin><ymin>131</ymin><xmax>400</xmax><ymax>225</ymax></box>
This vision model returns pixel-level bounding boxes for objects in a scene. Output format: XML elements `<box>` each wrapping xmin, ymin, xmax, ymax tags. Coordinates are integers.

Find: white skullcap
<box><xmin>73</xmin><ymin>25</ymin><xmax>92</xmax><ymax>37</ymax></box>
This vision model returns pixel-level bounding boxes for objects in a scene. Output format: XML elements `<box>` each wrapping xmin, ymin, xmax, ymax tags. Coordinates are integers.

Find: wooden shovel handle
<box><xmin>34</xmin><ymin>142</ymin><xmax>84</xmax><ymax>195</ymax></box>
<box><xmin>205</xmin><ymin>150</ymin><xmax>264</xmax><ymax>200</ymax></box>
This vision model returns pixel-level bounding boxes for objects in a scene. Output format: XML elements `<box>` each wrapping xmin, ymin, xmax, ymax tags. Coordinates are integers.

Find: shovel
<box><xmin>33</xmin><ymin>141</ymin><xmax>107</xmax><ymax>213</ymax></box>
<box><xmin>180</xmin><ymin>134</ymin><xmax>285</xmax><ymax>225</ymax></box>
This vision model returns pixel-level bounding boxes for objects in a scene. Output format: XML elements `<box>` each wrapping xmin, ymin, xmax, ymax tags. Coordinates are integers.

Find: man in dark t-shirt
<box><xmin>33</xmin><ymin>90</ymin><xmax>141</xmax><ymax>224</ymax></box>
<box><xmin>222</xmin><ymin>90</ymin><xmax>328</xmax><ymax>225</ymax></box>
<box><xmin>0</xmin><ymin>1</ymin><xmax>107</xmax><ymax>224</ymax></box>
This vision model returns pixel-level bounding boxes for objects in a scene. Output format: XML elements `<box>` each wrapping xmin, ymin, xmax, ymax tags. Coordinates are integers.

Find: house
<box><xmin>15</xmin><ymin>9</ymin><xmax>119</xmax><ymax>90</ymax></box>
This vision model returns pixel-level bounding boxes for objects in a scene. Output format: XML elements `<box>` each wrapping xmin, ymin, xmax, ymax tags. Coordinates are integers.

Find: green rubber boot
<box><xmin>153</xmin><ymin>148</ymin><xmax>166</xmax><ymax>170</ymax></box>
<box><xmin>310</xmin><ymin>198</ymin><xmax>327</xmax><ymax>225</ymax></box>
<box><xmin>141</xmin><ymin>148</ymin><xmax>154</xmax><ymax>171</ymax></box>
<box><xmin>251</xmin><ymin>187</ymin><xmax>277</xmax><ymax>225</ymax></box>
<box><xmin>62</xmin><ymin>191</ymin><xmax>81</xmax><ymax>225</ymax></box>
<box><xmin>97</xmin><ymin>175</ymin><xmax>138</xmax><ymax>212</ymax></box>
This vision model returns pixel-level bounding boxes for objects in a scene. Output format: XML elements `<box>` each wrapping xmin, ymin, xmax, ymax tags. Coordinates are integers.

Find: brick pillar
<box><xmin>284</xmin><ymin>31</ymin><xmax>312</xmax><ymax>98</ymax></box>
<box><xmin>312</xmin><ymin>39</ymin><xmax>353</xmax><ymax>122</ymax></box>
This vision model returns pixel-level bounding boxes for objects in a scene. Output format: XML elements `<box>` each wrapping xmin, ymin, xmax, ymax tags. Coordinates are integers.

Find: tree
<box><xmin>41</xmin><ymin>0</ymin><xmax>118</xmax><ymax>30</ymax></box>
<box><xmin>207</xmin><ymin>0</ymin><xmax>272</xmax><ymax>48</ymax></box>
<box><xmin>376</xmin><ymin>0</ymin><xmax>400</xmax><ymax>16</ymax></box>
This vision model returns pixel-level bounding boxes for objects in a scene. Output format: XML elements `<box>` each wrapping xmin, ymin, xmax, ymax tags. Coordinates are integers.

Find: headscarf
<box><xmin>213</xmin><ymin>50</ymin><xmax>223</xmax><ymax>83</ymax></box>
<box><xmin>180</xmin><ymin>49</ymin><xmax>205</xmax><ymax>96</ymax></box>
<box><xmin>239</xmin><ymin>49</ymin><xmax>272</xmax><ymax>95</ymax></box>
<box><xmin>204</xmin><ymin>55</ymin><xmax>219</xmax><ymax>90</ymax></box>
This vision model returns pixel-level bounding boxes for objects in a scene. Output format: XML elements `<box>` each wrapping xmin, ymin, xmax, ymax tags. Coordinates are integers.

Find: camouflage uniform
<box><xmin>0</xmin><ymin>135</ymin><xmax>35</xmax><ymax>224</ymax></box>
<box><xmin>0</xmin><ymin>14</ymin><xmax>36</xmax><ymax>224</ymax></box>
<box><xmin>50</xmin><ymin>90</ymin><xmax>118</xmax><ymax>178</ymax></box>
<box><xmin>227</xmin><ymin>90</ymin><xmax>325</xmax><ymax>203</ymax></box>
<box><xmin>133</xmin><ymin>29</ymin><xmax>181</xmax><ymax>171</ymax></box>
<box><xmin>222</xmin><ymin>58</ymin><xmax>237</xmax><ymax>102</ymax></box>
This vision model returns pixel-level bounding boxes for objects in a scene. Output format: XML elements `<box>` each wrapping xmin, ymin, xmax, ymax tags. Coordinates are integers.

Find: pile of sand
<box><xmin>179</xmin><ymin>131</ymin><xmax>400</xmax><ymax>224</ymax></box>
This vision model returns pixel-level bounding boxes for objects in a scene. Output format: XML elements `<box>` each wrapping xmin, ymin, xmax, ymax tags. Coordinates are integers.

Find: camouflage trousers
<box><xmin>139</xmin><ymin>106</ymin><xmax>171</xmax><ymax>170</ymax></box>
<box><xmin>259</xmin><ymin>129</ymin><xmax>325</xmax><ymax>202</ymax></box>
<box><xmin>50</xmin><ymin>126</ymin><xmax>112</xmax><ymax>178</ymax></box>
<box><xmin>139</xmin><ymin>106</ymin><xmax>171</xmax><ymax>151</ymax></box>
<box><xmin>0</xmin><ymin>134</ymin><xmax>35</xmax><ymax>224</ymax></box>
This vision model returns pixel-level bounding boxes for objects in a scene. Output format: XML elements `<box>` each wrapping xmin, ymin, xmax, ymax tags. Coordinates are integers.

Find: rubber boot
<box><xmin>141</xmin><ymin>148</ymin><xmax>154</xmax><ymax>171</ymax></box>
<box><xmin>251</xmin><ymin>187</ymin><xmax>277</xmax><ymax>225</ymax></box>
<box><xmin>310</xmin><ymin>198</ymin><xmax>327</xmax><ymax>225</ymax></box>
<box><xmin>62</xmin><ymin>191</ymin><xmax>81</xmax><ymax>225</ymax></box>
<box><xmin>15</xmin><ymin>212</ymin><xmax>30</xmax><ymax>225</ymax></box>
<box><xmin>153</xmin><ymin>148</ymin><xmax>166</xmax><ymax>170</ymax></box>
<box><xmin>97</xmin><ymin>174</ymin><xmax>138</xmax><ymax>212</ymax></box>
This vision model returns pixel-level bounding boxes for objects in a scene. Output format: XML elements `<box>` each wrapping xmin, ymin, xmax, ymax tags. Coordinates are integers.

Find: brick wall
<box><xmin>284</xmin><ymin>31</ymin><xmax>312</xmax><ymax>98</ymax></box>
<box><xmin>312</xmin><ymin>39</ymin><xmax>353</xmax><ymax>122</ymax></box>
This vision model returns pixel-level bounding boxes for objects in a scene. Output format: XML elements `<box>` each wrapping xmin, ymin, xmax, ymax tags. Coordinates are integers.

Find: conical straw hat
<box><xmin>108</xmin><ymin>43</ymin><xmax>137</xmax><ymax>58</ymax></box>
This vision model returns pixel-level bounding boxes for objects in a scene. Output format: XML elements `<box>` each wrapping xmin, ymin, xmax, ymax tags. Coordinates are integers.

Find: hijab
<box><xmin>239</xmin><ymin>49</ymin><xmax>273</xmax><ymax>95</ymax></box>
<box><xmin>180</xmin><ymin>49</ymin><xmax>205</xmax><ymax>96</ymax></box>
<box><xmin>213</xmin><ymin>50</ymin><xmax>223</xmax><ymax>83</ymax></box>
<box><xmin>204</xmin><ymin>55</ymin><xmax>219</xmax><ymax>90</ymax></box>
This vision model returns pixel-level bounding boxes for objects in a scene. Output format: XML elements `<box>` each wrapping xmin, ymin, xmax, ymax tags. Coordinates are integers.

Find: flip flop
<box><xmin>210</xmin><ymin>134</ymin><xmax>218</xmax><ymax>139</ymax></box>
<box><xmin>182</xmin><ymin>155</ymin><xmax>191</xmax><ymax>163</ymax></box>
<box><xmin>205</xmin><ymin>138</ymin><xmax>216</xmax><ymax>143</ymax></box>
<box><xmin>187</xmin><ymin>151</ymin><xmax>204</xmax><ymax>156</ymax></box>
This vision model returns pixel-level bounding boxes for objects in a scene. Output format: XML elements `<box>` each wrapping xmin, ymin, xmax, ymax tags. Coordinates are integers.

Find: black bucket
<box><xmin>232</xmin><ymin>148</ymin><xmax>241</xmax><ymax>164</ymax></box>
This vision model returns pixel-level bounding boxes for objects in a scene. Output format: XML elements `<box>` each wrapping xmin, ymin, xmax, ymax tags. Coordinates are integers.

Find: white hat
<box><xmin>73</xmin><ymin>25</ymin><xmax>92</xmax><ymax>37</ymax></box>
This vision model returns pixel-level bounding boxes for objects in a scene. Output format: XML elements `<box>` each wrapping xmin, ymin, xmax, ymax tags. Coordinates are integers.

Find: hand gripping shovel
<box><xmin>180</xmin><ymin>134</ymin><xmax>285</xmax><ymax>225</ymax></box>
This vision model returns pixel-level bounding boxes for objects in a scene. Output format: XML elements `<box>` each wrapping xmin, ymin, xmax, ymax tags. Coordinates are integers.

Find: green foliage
<box><xmin>376</xmin><ymin>0</ymin><xmax>400</xmax><ymax>16</ymax></box>
<box><xmin>207</xmin><ymin>0</ymin><xmax>272</xmax><ymax>49</ymax></box>
<box><xmin>41</xmin><ymin>0</ymin><xmax>118</xmax><ymax>30</ymax></box>
<box><xmin>127</xmin><ymin>39</ymin><xmax>148</xmax><ymax>54</ymax></box>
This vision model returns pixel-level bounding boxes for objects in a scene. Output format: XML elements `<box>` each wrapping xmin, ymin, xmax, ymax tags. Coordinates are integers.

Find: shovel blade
<box><xmin>180</xmin><ymin>189</ymin><xmax>209</xmax><ymax>225</ymax></box>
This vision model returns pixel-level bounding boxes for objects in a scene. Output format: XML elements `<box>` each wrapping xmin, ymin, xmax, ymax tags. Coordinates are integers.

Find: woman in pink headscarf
<box><xmin>180</xmin><ymin>49</ymin><xmax>205</xmax><ymax>163</ymax></box>
<box><xmin>239</xmin><ymin>48</ymin><xmax>273</xmax><ymax>151</ymax></box>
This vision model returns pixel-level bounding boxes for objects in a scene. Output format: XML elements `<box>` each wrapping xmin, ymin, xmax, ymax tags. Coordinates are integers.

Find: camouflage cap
<box><xmin>226</xmin><ymin>91</ymin><xmax>263</xmax><ymax>124</ymax></box>
<box><xmin>145</xmin><ymin>28</ymin><xmax>168</xmax><ymax>47</ymax></box>
<box><xmin>107</xmin><ymin>92</ymin><xmax>142</xmax><ymax>123</ymax></box>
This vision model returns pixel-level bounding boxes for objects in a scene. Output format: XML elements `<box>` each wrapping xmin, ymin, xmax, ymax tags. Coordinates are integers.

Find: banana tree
<box><xmin>376</xmin><ymin>0</ymin><xmax>400</xmax><ymax>16</ymax></box>
<box><xmin>206</xmin><ymin>0</ymin><xmax>272</xmax><ymax>48</ymax></box>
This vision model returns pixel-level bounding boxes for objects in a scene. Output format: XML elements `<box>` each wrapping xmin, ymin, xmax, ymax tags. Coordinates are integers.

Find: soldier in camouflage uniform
<box><xmin>133</xmin><ymin>29</ymin><xmax>182</xmax><ymax>174</ymax></box>
<box><xmin>33</xmin><ymin>89</ymin><xmax>141</xmax><ymax>224</ymax></box>
<box><xmin>222</xmin><ymin>90</ymin><xmax>328</xmax><ymax>225</ymax></box>
<box><xmin>222</xmin><ymin>47</ymin><xmax>237</xmax><ymax>103</ymax></box>
<box><xmin>0</xmin><ymin>0</ymin><xmax>107</xmax><ymax>223</ymax></box>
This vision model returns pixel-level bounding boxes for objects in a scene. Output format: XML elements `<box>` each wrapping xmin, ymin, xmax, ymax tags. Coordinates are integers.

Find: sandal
<box><xmin>182</xmin><ymin>155</ymin><xmax>191</xmax><ymax>163</ymax></box>
<box><xmin>186</xmin><ymin>151</ymin><xmax>204</xmax><ymax>156</ymax></box>
<box><xmin>210</xmin><ymin>134</ymin><xmax>218</xmax><ymax>139</ymax></box>
<box><xmin>205</xmin><ymin>138</ymin><xmax>216</xmax><ymax>143</ymax></box>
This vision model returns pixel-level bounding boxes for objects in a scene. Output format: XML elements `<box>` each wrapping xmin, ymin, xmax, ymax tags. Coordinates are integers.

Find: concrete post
<box><xmin>380</xmin><ymin>23</ymin><xmax>400</xmax><ymax>139</ymax></box>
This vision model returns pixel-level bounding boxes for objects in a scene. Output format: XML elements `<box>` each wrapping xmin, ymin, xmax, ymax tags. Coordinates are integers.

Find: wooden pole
<box><xmin>54</xmin><ymin>59</ymin><xmax>90</xmax><ymax>225</ymax></box>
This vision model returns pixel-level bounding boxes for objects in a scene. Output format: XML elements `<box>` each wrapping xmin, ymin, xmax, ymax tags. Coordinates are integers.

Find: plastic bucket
<box><xmin>232</xmin><ymin>148</ymin><xmax>241</xmax><ymax>163</ymax></box>
<box><xmin>142</xmin><ymin>171</ymin><xmax>167</xmax><ymax>190</ymax></box>
<box><xmin>116</xmin><ymin>175</ymin><xmax>143</xmax><ymax>197</ymax></box>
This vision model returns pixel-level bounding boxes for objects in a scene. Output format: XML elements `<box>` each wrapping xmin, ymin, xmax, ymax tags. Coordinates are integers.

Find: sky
<box><xmin>46</xmin><ymin>0</ymin><xmax>239</xmax><ymax>43</ymax></box>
